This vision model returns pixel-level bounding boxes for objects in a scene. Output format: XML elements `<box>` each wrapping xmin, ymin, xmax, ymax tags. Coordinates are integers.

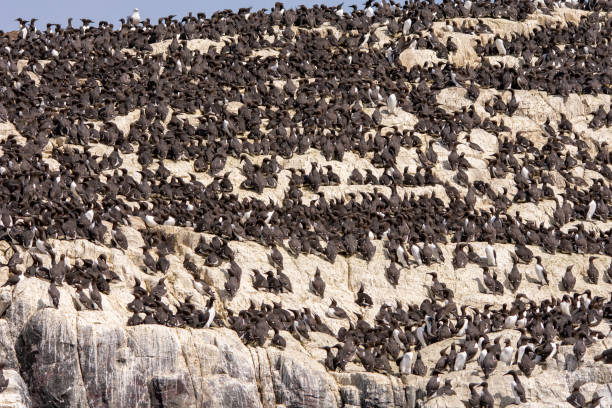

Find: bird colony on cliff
<box><xmin>0</xmin><ymin>0</ymin><xmax>611</xmax><ymax>407</ymax></box>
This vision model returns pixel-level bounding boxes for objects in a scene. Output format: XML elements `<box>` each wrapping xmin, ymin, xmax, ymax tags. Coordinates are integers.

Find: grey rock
<box><xmin>15</xmin><ymin>309</ymin><xmax>87</xmax><ymax>408</ymax></box>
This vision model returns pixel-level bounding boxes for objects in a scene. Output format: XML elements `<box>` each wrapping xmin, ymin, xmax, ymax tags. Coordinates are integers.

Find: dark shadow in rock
<box><xmin>474</xmin><ymin>277</ymin><xmax>486</xmax><ymax>294</ymax></box>
<box><xmin>498</xmin><ymin>392</ymin><xmax>517</xmax><ymax>408</ymax></box>
<box><xmin>149</xmin><ymin>375</ymin><xmax>192</xmax><ymax>408</ymax></box>
<box><xmin>15</xmin><ymin>310</ymin><xmax>79</xmax><ymax>408</ymax></box>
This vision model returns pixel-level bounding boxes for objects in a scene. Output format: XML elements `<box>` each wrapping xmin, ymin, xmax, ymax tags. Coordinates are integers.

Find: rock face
<box><xmin>0</xmin><ymin>1</ymin><xmax>611</xmax><ymax>407</ymax></box>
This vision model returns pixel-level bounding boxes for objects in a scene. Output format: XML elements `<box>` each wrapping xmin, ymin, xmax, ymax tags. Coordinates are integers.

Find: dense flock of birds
<box><xmin>0</xmin><ymin>0</ymin><xmax>611</xmax><ymax>405</ymax></box>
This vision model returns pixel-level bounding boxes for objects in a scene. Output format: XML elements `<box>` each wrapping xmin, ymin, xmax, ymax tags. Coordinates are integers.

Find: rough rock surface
<box><xmin>0</xmin><ymin>1</ymin><xmax>611</xmax><ymax>408</ymax></box>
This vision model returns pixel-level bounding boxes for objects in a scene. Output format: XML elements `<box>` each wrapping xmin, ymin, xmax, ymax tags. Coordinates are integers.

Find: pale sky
<box><xmin>1</xmin><ymin>1</ymin><xmax>353</xmax><ymax>31</ymax></box>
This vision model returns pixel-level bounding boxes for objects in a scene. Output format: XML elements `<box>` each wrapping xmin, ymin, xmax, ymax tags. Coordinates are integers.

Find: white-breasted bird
<box><xmin>203</xmin><ymin>297</ymin><xmax>215</xmax><ymax>328</ymax></box>
<box><xmin>387</xmin><ymin>93</ymin><xmax>397</xmax><ymax>114</ymax></box>
<box><xmin>516</xmin><ymin>311</ymin><xmax>527</xmax><ymax>329</ymax></box>
<box><xmin>457</xmin><ymin>317</ymin><xmax>469</xmax><ymax>337</ymax></box>
<box><xmin>396</xmin><ymin>244</ymin><xmax>409</xmax><ymax>267</ymax></box>
<box><xmin>454</xmin><ymin>344</ymin><xmax>467</xmax><ymax>371</ymax></box>
<box><xmin>505</xmin><ymin>370</ymin><xmax>527</xmax><ymax>404</ymax></box>
<box><xmin>386</xmin><ymin>47</ymin><xmax>394</xmax><ymax>63</ymax></box>
<box><xmin>535</xmin><ymin>256</ymin><xmax>548</xmax><ymax>285</ymax></box>
<box><xmin>495</xmin><ymin>37</ymin><xmax>506</xmax><ymax>55</ymax></box>
<box><xmin>399</xmin><ymin>350</ymin><xmax>414</xmax><ymax>374</ymax></box>
<box><xmin>478</xmin><ymin>346</ymin><xmax>488</xmax><ymax>365</ymax></box>
<box><xmin>521</xmin><ymin>166</ymin><xmax>530</xmax><ymax>182</ymax></box>
<box><xmin>144</xmin><ymin>214</ymin><xmax>157</xmax><ymax>227</ymax></box>
<box><xmin>402</xmin><ymin>19</ymin><xmax>412</xmax><ymax>35</ymax></box>
<box><xmin>84</xmin><ymin>209</ymin><xmax>94</xmax><ymax>224</ymax></box>
<box><xmin>411</xmin><ymin>243</ymin><xmax>422</xmax><ymax>265</ymax></box>
<box><xmin>586</xmin><ymin>199</ymin><xmax>596</xmax><ymax>220</ymax></box>
<box><xmin>130</xmin><ymin>8</ymin><xmax>141</xmax><ymax>25</ymax></box>
<box><xmin>500</xmin><ymin>339</ymin><xmax>514</xmax><ymax>365</ymax></box>
<box><xmin>485</xmin><ymin>243</ymin><xmax>496</xmax><ymax>266</ymax></box>
<box><xmin>505</xmin><ymin>310</ymin><xmax>518</xmax><ymax>329</ymax></box>
<box><xmin>415</xmin><ymin>325</ymin><xmax>427</xmax><ymax>347</ymax></box>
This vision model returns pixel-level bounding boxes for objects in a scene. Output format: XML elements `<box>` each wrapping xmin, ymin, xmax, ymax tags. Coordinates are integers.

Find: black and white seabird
<box><xmin>534</xmin><ymin>256</ymin><xmax>548</xmax><ymax>285</ymax></box>
<box><xmin>327</xmin><ymin>299</ymin><xmax>349</xmax><ymax>320</ymax></box>
<box><xmin>479</xmin><ymin>382</ymin><xmax>494</xmax><ymax>408</ymax></box>
<box><xmin>355</xmin><ymin>284</ymin><xmax>373</xmax><ymax>308</ymax></box>
<box><xmin>505</xmin><ymin>370</ymin><xmax>526</xmax><ymax>404</ymax></box>
<box><xmin>467</xmin><ymin>383</ymin><xmax>480</xmax><ymax>407</ymax></box>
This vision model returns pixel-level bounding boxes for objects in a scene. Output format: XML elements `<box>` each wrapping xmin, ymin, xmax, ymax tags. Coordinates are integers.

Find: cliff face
<box><xmin>0</xmin><ymin>2</ymin><xmax>611</xmax><ymax>407</ymax></box>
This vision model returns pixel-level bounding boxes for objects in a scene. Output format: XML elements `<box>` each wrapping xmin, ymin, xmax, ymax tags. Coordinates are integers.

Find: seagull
<box><xmin>130</xmin><ymin>8</ymin><xmax>140</xmax><ymax>25</ymax></box>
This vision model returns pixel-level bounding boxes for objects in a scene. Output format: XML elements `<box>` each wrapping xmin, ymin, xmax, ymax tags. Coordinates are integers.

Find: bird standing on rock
<box><xmin>467</xmin><ymin>383</ymin><xmax>480</xmax><ymax>407</ymax></box>
<box><xmin>312</xmin><ymin>268</ymin><xmax>325</xmax><ymax>298</ymax></box>
<box><xmin>387</xmin><ymin>94</ymin><xmax>397</xmax><ymax>115</ymax></box>
<box><xmin>479</xmin><ymin>382</ymin><xmax>494</xmax><ymax>408</ymax></box>
<box><xmin>507</xmin><ymin>259</ymin><xmax>522</xmax><ymax>292</ymax></box>
<box><xmin>505</xmin><ymin>370</ymin><xmax>526</xmax><ymax>404</ymax></box>
<box><xmin>587</xmin><ymin>257</ymin><xmax>599</xmax><ymax>284</ymax></box>
<box><xmin>567</xmin><ymin>381</ymin><xmax>586</xmax><ymax>407</ymax></box>
<box><xmin>355</xmin><ymin>284</ymin><xmax>373</xmax><ymax>307</ymax></box>
<box><xmin>562</xmin><ymin>265</ymin><xmax>576</xmax><ymax>291</ymax></box>
<box><xmin>130</xmin><ymin>8</ymin><xmax>140</xmax><ymax>25</ymax></box>
<box><xmin>327</xmin><ymin>299</ymin><xmax>349</xmax><ymax>319</ymax></box>
<box><xmin>534</xmin><ymin>256</ymin><xmax>548</xmax><ymax>285</ymax></box>
<box><xmin>485</xmin><ymin>242</ymin><xmax>496</xmax><ymax>266</ymax></box>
